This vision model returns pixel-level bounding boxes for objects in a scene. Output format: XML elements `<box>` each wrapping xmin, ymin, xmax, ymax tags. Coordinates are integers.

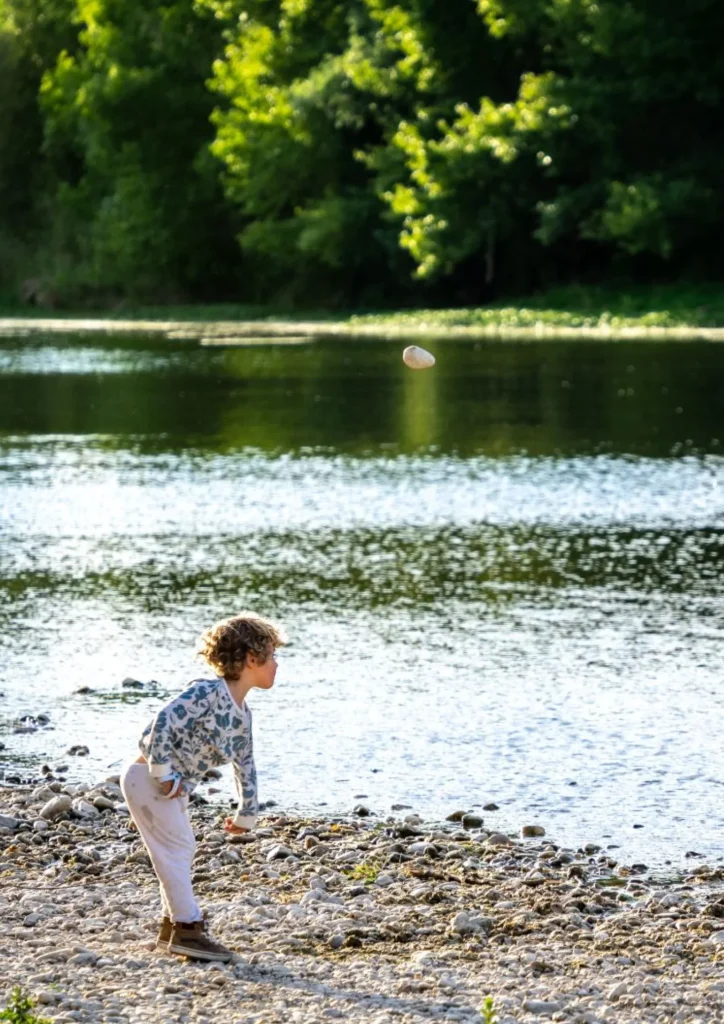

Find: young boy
<box><xmin>120</xmin><ymin>612</ymin><xmax>284</xmax><ymax>962</ymax></box>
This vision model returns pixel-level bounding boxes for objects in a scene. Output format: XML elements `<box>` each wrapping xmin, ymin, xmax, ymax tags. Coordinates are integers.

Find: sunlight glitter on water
<box><xmin>2</xmin><ymin>439</ymin><xmax>724</xmax><ymax>869</ymax></box>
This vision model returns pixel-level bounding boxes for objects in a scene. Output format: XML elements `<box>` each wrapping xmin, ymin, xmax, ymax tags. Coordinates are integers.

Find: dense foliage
<box><xmin>1</xmin><ymin>0</ymin><xmax>722</xmax><ymax>306</ymax></box>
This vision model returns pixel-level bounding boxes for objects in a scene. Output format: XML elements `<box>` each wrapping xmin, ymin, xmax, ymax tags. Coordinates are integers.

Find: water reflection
<box><xmin>0</xmin><ymin>333</ymin><xmax>721</xmax><ymax>455</ymax></box>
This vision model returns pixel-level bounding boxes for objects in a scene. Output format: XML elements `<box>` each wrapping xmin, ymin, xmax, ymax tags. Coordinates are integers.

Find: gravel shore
<box><xmin>1</xmin><ymin>776</ymin><xmax>724</xmax><ymax>1024</ymax></box>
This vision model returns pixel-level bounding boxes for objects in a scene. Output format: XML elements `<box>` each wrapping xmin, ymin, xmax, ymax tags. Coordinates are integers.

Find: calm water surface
<box><xmin>1</xmin><ymin>332</ymin><xmax>723</xmax><ymax>869</ymax></box>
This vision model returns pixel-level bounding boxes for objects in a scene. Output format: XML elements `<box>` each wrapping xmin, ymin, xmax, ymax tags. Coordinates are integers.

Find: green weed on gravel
<box><xmin>479</xmin><ymin>996</ymin><xmax>499</xmax><ymax>1024</ymax></box>
<box><xmin>0</xmin><ymin>988</ymin><xmax>51</xmax><ymax>1024</ymax></box>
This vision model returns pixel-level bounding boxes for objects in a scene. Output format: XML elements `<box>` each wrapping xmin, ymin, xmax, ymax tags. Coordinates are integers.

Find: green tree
<box><xmin>381</xmin><ymin>0</ymin><xmax>724</xmax><ymax>288</ymax></box>
<box><xmin>39</xmin><ymin>0</ymin><xmax>240</xmax><ymax>303</ymax></box>
<box><xmin>0</xmin><ymin>0</ymin><xmax>78</xmax><ymax>293</ymax></box>
<box><xmin>206</xmin><ymin>0</ymin><xmax>408</xmax><ymax>304</ymax></box>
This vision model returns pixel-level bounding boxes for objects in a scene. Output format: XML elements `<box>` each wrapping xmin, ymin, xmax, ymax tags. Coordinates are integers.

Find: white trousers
<box><xmin>120</xmin><ymin>761</ymin><xmax>202</xmax><ymax>923</ymax></box>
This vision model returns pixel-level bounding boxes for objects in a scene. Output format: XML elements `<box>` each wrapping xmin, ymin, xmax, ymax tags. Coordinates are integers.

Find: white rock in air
<box><xmin>402</xmin><ymin>345</ymin><xmax>435</xmax><ymax>369</ymax></box>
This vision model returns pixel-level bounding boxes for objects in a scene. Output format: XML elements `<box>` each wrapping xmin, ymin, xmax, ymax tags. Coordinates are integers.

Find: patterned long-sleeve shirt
<box><xmin>138</xmin><ymin>677</ymin><xmax>258</xmax><ymax>829</ymax></box>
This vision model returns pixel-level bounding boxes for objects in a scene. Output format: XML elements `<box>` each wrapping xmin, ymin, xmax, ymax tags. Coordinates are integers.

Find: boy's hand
<box><xmin>224</xmin><ymin>817</ymin><xmax>249</xmax><ymax>835</ymax></box>
<box><xmin>159</xmin><ymin>779</ymin><xmax>184</xmax><ymax>798</ymax></box>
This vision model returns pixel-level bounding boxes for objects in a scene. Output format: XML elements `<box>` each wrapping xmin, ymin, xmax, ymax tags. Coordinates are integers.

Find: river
<box><xmin>1</xmin><ymin>330</ymin><xmax>723</xmax><ymax>870</ymax></box>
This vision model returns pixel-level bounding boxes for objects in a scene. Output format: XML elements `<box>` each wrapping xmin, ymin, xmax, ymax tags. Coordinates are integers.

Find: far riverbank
<box><xmin>3</xmin><ymin>284</ymin><xmax>724</xmax><ymax>341</ymax></box>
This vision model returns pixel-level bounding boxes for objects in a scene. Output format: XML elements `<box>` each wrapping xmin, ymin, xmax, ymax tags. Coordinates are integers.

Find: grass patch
<box><xmin>347</xmin><ymin>283</ymin><xmax>724</xmax><ymax>331</ymax></box>
<box><xmin>344</xmin><ymin>856</ymin><xmax>386</xmax><ymax>884</ymax></box>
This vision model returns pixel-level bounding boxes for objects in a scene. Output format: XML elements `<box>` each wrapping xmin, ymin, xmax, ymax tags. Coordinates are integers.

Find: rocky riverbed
<box><xmin>1</xmin><ymin>777</ymin><xmax>724</xmax><ymax>1024</ymax></box>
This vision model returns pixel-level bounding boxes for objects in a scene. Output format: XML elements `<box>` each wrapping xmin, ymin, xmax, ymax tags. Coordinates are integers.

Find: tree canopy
<box><xmin>1</xmin><ymin>0</ymin><xmax>722</xmax><ymax>306</ymax></box>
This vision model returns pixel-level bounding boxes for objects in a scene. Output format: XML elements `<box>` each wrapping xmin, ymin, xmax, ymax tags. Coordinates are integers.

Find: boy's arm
<box><xmin>142</xmin><ymin>708</ymin><xmax>179</xmax><ymax>781</ymax></box>
<box><xmin>230</xmin><ymin>718</ymin><xmax>259</xmax><ymax>829</ymax></box>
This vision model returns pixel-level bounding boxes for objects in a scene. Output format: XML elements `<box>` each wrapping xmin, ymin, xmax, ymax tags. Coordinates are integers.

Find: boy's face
<box><xmin>247</xmin><ymin>646</ymin><xmax>278</xmax><ymax>690</ymax></box>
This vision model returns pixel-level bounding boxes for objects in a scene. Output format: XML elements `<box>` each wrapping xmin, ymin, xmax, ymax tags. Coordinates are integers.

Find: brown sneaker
<box><xmin>156</xmin><ymin>916</ymin><xmax>172</xmax><ymax>947</ymax></box>
<box><xmin>167</xmin><ymin>919</ymin><xmax>234</xmax><ymax>962</ymax></box>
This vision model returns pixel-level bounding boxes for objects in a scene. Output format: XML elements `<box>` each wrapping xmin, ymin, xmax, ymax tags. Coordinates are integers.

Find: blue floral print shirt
<box><xmin>138</xmin><ymin>677</ymin><xmax>258</xmax><ymax>829</ymax></box>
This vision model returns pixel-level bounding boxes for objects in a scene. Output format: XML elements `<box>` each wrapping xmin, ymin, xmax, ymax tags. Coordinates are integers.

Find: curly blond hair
<box><xmin>196</xmin><ymin>612</ymin><xmax>285</xmax><ymax>681</ymax></box>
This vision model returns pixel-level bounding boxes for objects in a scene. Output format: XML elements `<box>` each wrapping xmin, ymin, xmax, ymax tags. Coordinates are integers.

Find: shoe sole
<box><xmin>167</xmin><ymin>942</ymin><xmax>233</xmax><ymax>962</ymax></box>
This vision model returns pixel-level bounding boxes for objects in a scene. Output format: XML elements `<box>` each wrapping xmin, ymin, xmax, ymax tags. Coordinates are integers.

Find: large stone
<box><xmin>266</xmin><ymin>844</ymin><xmax>293</xmax><ymax>861</ymax></box>
<box><xmin>39</xmin><ymin>795</ymin><xmax>72</xmax><ymax>821</ymax></box>
<box><xmin>72</xmin><ymin>798</ymin><xmax>101</xmax><ymax>819</ymax></box>
<box><xmin>92</xmin><ymin>795</ymin><xmax>116</xmax><ymax>811</ymax></box>
<box><xmin>450</xmin><ymin>911</ymin><xmax>493</xmax><ymax>936</ymax></box>
<box><xmin>522</xmin><ymin>824</ymin><xmax>546</xmax><ymax>838</ymax></box>
<box><xmin>461</xmin><ymin>813</ymin><xmax>484</xmax><ymax>829</ymax></box>
<box><xmin>30</xmin><ymin>785</ymin><xmax>57</xmax><ymax>804</ymax></box>
<box><xmin>35</xmin><ymin>992</ymin><xmax>62</xmax><ymax>1006</ymax></box>
<box><xmin>68</xmin><ymin>951</ymin><xmax>98</xmax><ymax>966</ymax></box>
<box><xmin>0</xmin><ymin>813</ymin><xmax>22</xmax><ymax>830</ymax></box>
<box><xmin>227</xmin><ymin>832</ymin><xmax>256</xmax><ymax>845</ymax></box>
<box><xmin>486</xmin><ymin>832</ymin><xmax>514</xmax><ymax>847</ymax></box>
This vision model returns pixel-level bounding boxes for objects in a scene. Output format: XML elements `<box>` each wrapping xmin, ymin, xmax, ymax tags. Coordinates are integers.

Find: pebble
<box><xmin>461</xmin><ymin>813</ymin><xmax>484</xmax><ymax>829</ymax></box>
<box><xmin>402</xmin><ymin>345</ymin><xmax>436</xmax><ymax>370</ymax></box>
<box><xmin>522</xmin><ymin>824</ymin><xmax>546</xmax><ymax>837</ymax></box>
<box><xmin>523</xmin><ymin>1000</ymin><xmax>561</xmax><ymax>1015</ymax></box>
